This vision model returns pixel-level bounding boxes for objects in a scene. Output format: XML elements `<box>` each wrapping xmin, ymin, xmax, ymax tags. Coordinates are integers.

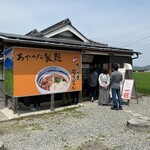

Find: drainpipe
<box><xmin>132</xmin><ymin>52</ymin><xmax>142</xmax><ymax>60</ymax></box>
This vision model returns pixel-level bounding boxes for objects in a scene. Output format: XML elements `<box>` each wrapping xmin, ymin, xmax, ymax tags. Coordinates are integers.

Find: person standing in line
<box><xmin>88</xmin><ymin>68</ymin><xmax>98</xmax><ymax>102</ymax></box>
<box><xmin>98</xmin><ymin>68</ymin><xmax>110</xmax><ymax>106</ymax></box>
<box><xmin>110</xmin><ymin>64</ymin><xmax>123</xmax><ymax>110</ymax></box>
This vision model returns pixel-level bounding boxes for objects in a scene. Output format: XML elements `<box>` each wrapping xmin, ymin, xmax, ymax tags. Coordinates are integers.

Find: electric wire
<box><xmin>106</xmin><ymin>24</ymin><xmax>150</xmax><ymax>42</ymax></box>
<box><xmin>117</xmin><ymin>32</ymin><xmax>150</xmax><ymax>47</ymax></box>
<box><xmin>103</xmin><ymin>24</ymin><xmax>150</xmax><ymax>47</ymax></box>
<box><xmin>121</xmin><ymin>34</ymin><xmax>150</xmax><ymax>47</ymax></box>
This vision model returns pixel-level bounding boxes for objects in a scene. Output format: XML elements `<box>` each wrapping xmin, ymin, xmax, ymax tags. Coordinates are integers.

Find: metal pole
<box><xmin>50</xmin><ymin>94</ymin><xmax>55</xmax><ymax>111</ymax></box>
<box><xmin>13</xmin><ymin>97</ymin><xmax>18</xmax><ymax>114</ymax></box>
<box><xmin>4</xmin><ymin>95</ymin><xmax>8</xmax><ymax>108</ymax></box>
<box><xmin>79</xmin><ymin>91</ymin><xmax>82</xmax><ymax>103</ymax></box>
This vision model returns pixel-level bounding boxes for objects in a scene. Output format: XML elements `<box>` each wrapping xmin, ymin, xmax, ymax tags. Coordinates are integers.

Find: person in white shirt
<box><xmin>98</xmin><ymin>68</ymin><xmax>110</xmax><ymax>105</ymax></box>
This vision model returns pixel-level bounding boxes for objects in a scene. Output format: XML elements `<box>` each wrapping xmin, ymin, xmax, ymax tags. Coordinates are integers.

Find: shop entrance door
<box><xmin>82</xmin><ymin>54</ymin><xmax>110</xmax><ymax>100</ymax></box>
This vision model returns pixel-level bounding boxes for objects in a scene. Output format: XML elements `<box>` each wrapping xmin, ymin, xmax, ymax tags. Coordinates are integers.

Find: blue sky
<box><xmin>0</xmin><ymin>0</ymin><xmax>150</xmax><ymax>66</ymax></box>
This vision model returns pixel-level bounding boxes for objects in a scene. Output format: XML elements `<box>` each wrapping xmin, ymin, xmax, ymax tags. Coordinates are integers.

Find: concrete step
<box><xmin>127</xmin><ymin>116</ymin><xmax>150</xmax><ymax>132</ymax></box>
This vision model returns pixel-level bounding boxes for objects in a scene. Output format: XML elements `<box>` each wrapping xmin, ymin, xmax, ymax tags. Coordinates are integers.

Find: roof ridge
<box><xmin>40</xmin><ymin>18</ymin><xmax>71</xmax><ymax>35</ymax></box>
<box><xmin>25</xmin><ymin>29</ymin><xmax>43</xmax><ymax>37</ymax></box>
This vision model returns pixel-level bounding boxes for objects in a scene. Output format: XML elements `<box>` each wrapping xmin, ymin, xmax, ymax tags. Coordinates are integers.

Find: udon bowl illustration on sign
<box><xmin>35</xmin><ymin>66</ymin><xmax>71</xmax><ymax>94</ymax></box>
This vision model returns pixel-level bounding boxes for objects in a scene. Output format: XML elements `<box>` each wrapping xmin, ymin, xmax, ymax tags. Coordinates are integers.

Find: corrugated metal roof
<box><xmin>0</xmin><ymin>31</ymin><xmax>135</xmax><ymax>54</ymax></box>
<box><xmin>0</xmin><ymin>18</ymin><xmax>141</xmax><ymax>55</ymax></box>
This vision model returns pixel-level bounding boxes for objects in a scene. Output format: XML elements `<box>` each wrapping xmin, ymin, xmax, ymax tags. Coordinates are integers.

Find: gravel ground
<box><xmin>0</xmin><ymin>96</ymin><xmax>150</xmax><ymax>150</ymax></box>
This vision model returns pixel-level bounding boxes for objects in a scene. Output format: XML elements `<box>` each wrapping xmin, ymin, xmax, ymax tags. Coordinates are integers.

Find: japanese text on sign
<box><xmin>121</xmin><ymin>79</ymin><xmax>134</xmax><ymax>100</ymax></box>
<box><xmin>17</xmin><ymin>52</ymin><xmax>62</xmax><ymax>62</ymax></box>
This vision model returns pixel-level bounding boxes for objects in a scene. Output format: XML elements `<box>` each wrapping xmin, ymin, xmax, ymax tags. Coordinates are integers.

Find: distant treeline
<box><xmin>133</xmin><ymin>65</ymin><xmax>150</xmax><ymax>71</ymax></box>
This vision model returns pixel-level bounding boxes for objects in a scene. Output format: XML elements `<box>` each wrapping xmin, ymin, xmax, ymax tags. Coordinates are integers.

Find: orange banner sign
<box><xmin>4</xmin><ymin>47</ymin><xmax>82</xmax><ymax>97</ymax></box>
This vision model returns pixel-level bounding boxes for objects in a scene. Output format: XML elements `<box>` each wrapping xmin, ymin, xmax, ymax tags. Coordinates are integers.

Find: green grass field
<box><xmin>132</xmin><ymin>72</ymin><xmax>150</xmax><ymax>95</ymax></box>
<box><xmin>4</xmin><ymin>69</ymin><xmax>13</xmax><ymax>96</ymax></box>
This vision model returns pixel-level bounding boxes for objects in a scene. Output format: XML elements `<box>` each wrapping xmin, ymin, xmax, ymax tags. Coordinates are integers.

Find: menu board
<box><xmin>121</xmin><ymin>79</ymin><xmax>134</xmax><ymax>100</ymax></box>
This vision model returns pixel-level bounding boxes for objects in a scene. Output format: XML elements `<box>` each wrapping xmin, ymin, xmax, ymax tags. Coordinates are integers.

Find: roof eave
<box><xmin>2</xmin><ymin>38</ymin><xmax>135</xmax><ymax>55</ymax></box>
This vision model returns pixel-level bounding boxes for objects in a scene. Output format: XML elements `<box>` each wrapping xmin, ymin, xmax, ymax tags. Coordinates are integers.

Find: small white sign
<box><xmin>118</xmin><ymin>68</ymin><xmax>126</xmax><ymax>80</ymax></box>
<box><xmin>121</xmin><ymin>79</ymin><xmax>134</xmax><ymax>100</ymax></box>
